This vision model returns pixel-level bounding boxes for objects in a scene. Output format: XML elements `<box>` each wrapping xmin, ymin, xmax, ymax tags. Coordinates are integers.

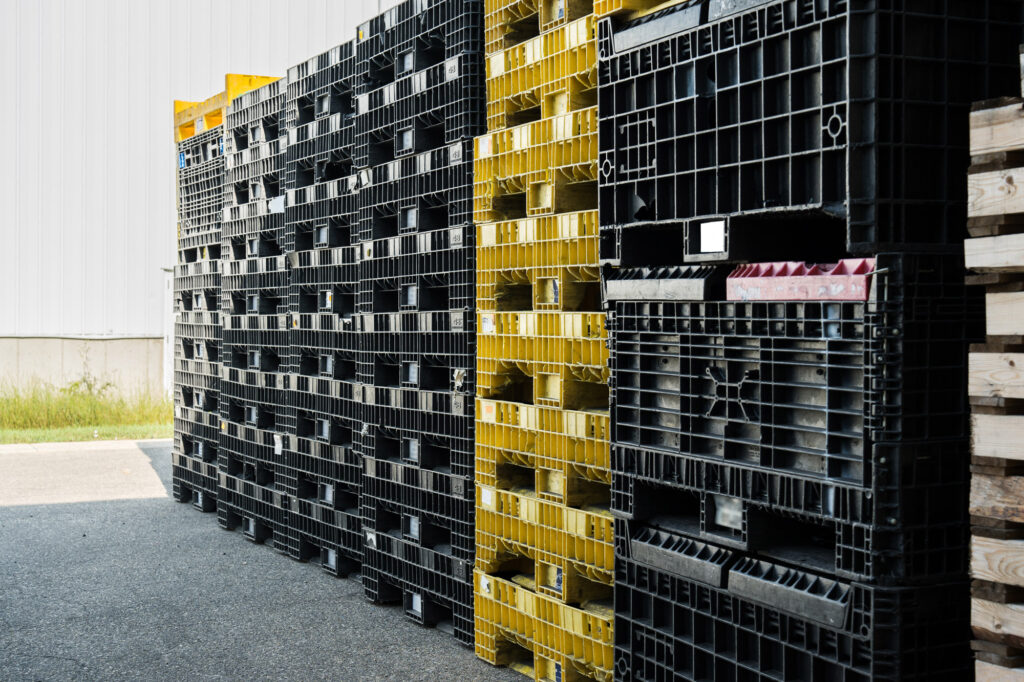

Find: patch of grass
<box><xmin>0</xmin><ymin>424</ymin><xmax>173</xmax><ymax>444</ymax></box>
<box><xmin>0</xmin><ymin>379</ymin><xmax>173</xmax><ymax>443</ymax></box>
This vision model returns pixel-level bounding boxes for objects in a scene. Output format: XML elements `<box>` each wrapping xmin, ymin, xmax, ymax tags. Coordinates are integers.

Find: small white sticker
<box><xmin>444</xmin><ymin>57</ymin><xmax>459</xmax><ymax>81</ymax></box>
<box><xmin>480</xmin><ymin>313</ymin><xmax>495</xmax><ymax>335</ymax></box>
<box><xmin>481</xmin><ymin>488</ymin><xmax>494</xmax><ymax>508</ymax></box>
<box><xmin>273</xmin><ymin>434</ymin><xmax>283</xmax><ymax>455</ymax></box>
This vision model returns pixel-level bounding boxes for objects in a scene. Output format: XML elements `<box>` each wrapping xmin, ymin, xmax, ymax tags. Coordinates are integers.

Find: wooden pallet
<box><xmin>969</xmin><ymin>93</ymin><xmax>1024</xmax><ymax>681</ymax></box>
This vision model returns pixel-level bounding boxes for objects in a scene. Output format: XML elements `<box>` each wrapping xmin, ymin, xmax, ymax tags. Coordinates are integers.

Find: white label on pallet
<box><xmin>444</xmin><ymin>57</ymin><xmax>459</xmax><ymax>81</ymax></box>
<box><xmin>480</xmin><ymin>488</ymin><xmax>494</xmax><ymax>509</ymax></box>
<box><xmin>480</xmin><ymin>313</ymin><xmax>495</xmax><ymax>335</ymax></box>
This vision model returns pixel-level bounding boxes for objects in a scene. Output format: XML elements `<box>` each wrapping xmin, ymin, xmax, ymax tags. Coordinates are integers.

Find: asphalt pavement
<box><xmin>0</xmin><ymin>439</ymin><xmax>520</xmax><ymax>681</ymax></box>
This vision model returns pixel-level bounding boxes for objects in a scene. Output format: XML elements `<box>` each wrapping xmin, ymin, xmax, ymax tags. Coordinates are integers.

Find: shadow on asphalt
<box><xmin>0</xmin><ymin>440</ymin><xmax>518</xmax><ymax>681</ymax></box>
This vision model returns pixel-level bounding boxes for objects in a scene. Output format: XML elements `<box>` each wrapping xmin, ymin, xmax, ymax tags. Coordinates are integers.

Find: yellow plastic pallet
<box><xmin>478</xmin><ymin>312</ymin><xmax>607</xmax><ymax>369</ymax></box>
<box><xmin>478</xmin><ymin>355</ymin><xmax>609</xmax><ymax>411</ymax></box>
<box><xmin>475</xmin><ymin>166</ymin><xmax>597</xmax><ymax>222</ymax></box>
<box><xmin>485</xmin><ymin>0</ymin><xmax>595</xmax><ymax>56</ymax></box>
<box><xmin>475</xmin><ymin>570</ymin><xmax>614</xmax><ymax>682</ymax></box>
<box><xmin>476</xmin><ymin>485</ymin><xmax>614</xmax><ymax>599</ymax></box>
<box><xmin>486</xmin><ymin>15</ymin><xmax>597</xmax><ymax>132</ymax></box>
<box><xmin>477</xmin><ymin>211</ymin><xmax>600</xmax><ymax>311</ymax></box>
<box><xmin>477</xmin><ymin>107</ymin><xmax>597</xmax><ymax>186</ymax></box>
<box><xmin>174</xmin><ymin>73</ymin><xmax>279</xmax><ymax>142</ymax></box>
<box><xmin>594</xmin><ymin>0</ymin><xmax>694</xmax><ymax>19</ymax></box>
<box><xmin>476</xmin><ymin>398</ymin><xmax>610</xmax><ymax>488</ymax></box>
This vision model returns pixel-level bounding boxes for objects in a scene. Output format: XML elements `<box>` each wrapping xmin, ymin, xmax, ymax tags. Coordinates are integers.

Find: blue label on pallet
<box><xmin>178</xmin><ymin>152</ymin><xmax>185</xmax><ymax>169</ymax></box>
<box><xmin>219</xmin><ymin>137</ymin><xmax>224</xmax><ymax>155</ymax></box>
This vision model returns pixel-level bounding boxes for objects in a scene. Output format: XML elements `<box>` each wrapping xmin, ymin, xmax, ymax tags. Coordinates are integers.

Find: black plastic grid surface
<box><xmin>597</xmin><ymin>0</ymin><xmax>1024</xmax><ymax>262</ymax></box>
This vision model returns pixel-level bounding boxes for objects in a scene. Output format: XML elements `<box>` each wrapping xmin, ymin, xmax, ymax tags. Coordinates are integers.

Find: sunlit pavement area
<box><xmin>0</xmin><ymin>440</ymin><xmax>518</xmax><ymax>681</ymax></box>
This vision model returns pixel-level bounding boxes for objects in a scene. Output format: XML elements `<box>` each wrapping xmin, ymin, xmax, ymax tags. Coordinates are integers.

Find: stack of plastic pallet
<box><xmin>172</xmin><ymin>75</ymin><xmax>278</xmax><ymax>516</ymax></box>
<box><xmin>966</xmin><ymin>88</ymin><xmax>1024</xmax><ymax>679</ymax></box>
<box><xmin>473</xmin><ymin>1</ymin><xmax>617</xmax><ymax>679</ymax></box>
<box><xmin>597</xmin><ymin>2</ymin><xmax>1024</xmax><ymax>681</ymax></box>
<box><xmin>281</xmin><ymin>43</ymin><xmax>364</xmax><ymax>579</ymax></box>
<box><xmin>216</xmin><ymin>78</ymin><xmax>291</xmax><ymax>547</ymax></box>
<box><xmin>353</xmin><ymin>0</ymin><xmax>485</xmax><ymax>642</ymax></box>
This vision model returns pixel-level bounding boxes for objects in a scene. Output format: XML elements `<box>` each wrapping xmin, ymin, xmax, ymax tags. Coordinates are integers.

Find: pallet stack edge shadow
<box><xmin>171</xmin><ymin>0</ymin><xmax>1024</xmax><ymax>679</ymax></box>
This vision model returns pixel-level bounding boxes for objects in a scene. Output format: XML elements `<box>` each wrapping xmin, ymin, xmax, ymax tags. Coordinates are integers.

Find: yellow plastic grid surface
<box><xmin>478</xmin><ymin>311</ymin><xmax>607</xmax><ymax>366</ymax></box>
<box><xmin>476</xmin><ymin>485</ymin><xmax>614</xmax><ymax>598</ymax></box>
<box><xmin>486</xmin><ymin>15</ymin><xmax>597</xmax><ymax>132</ymax></box>
<box><xmin>475</xmin><ymin>107</ymin><xmax>598</xmax><ymax>223</ymax></box>
<box><xmin>476</xmin><ymin>211</ymin><xmax>600</xmax><ymax>311</ymax></box>
<box><xmin>476</xmin><ymin>398</ymin><xmax>611</xmax><ymax>487</ymax></box>
<box><xmin>594</xmin><ymin>0</ymin><xmax>694</xmax><ymax>19</ymax></box>
<box><xmin>485</xmin><ymin>0</ymin><xmax>595</xmax><ymax>57</ymax></box>
<box><xmin>475</xmin><ymin>570</ymin><xmax>614</xmax><ymax>682</ymax></box>
<box><xmin>478</xmin><ymin>352</ymin><xmax>609</xmax><ymax>410</ymax></box>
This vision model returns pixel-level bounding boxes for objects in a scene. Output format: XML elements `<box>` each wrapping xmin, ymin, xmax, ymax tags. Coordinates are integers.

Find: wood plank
<box><xmin>989</xmin><ymin>293</ymin><xmax>1024</xmax><ymax>336</ymax></box>
<box><xmin>971</xmin><ymin>354</ymin><xmax>1024</xmax><ymax>400</ymax></box>
<box><xmin>967</xmin><ymin>273</ymin><xmax>1024</xmax><ymax>290</ymax></box>
<box><xmin>975</xmin><ymin>579</ymin><xmax>1024</xmax><ymax>604</ymax></box>
<box><xmin>977</xmin><ymin>658</ymin><xmax>1024</xmax><ymax>680</ymax></box>
<box><xmin>974</xmin><ymin>598</ymin><xmax>1024</xmax><ymax>649</ymax></box>
<box><xmin>973</xmin><ymin>475</ymin><xmax>1024</xmax><ymax>523</ymax></box>
<box><xmin>970</xmin><ymin>170</ymin><xmax>1024</xmax><ymax>219</ymax></box>
<box><xmin>974</xmin><ymin>537</ymin><xmax>1024</xmax><ymax>588</ymax></box>
<box><xmin>974</xmin><ymin>415</ymin><xmax>1024</xmax><ymax>461</ymax></box>
<box><xmin>974</xmin><ymin>639</ymin><xmax>1024</xmax><ymax>657</ymax></box>
<box><xmin>968</xmin><ymin>235</ymin><xmax>1024</xmax><ymax>272</ymax></box>
<box><xmin>969</xmin><ymin>214</ymin><xmax>1024</xmax><ymax>238</ymax></box>
<box><xmin>972</xmin><ymin>100</ymin><xmax>1024</xmax><ymax>156</ymax></box>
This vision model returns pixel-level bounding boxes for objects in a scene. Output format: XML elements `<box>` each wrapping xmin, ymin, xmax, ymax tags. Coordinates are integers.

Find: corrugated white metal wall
<box><xmin>0</xmin><ymin>0</ymin><xmax>401</xmax><ymax>338</ymax></box>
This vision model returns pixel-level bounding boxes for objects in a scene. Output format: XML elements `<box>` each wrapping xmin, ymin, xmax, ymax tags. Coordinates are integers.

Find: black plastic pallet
<box><xmin>613</xmin><ymin>454</ymin><xmax>967</xmax><ymax>583</ymax></box>
<box><xmin>362</xmin><ymin>456</ymin><xmax>474</xmax><ymax>539</ymax></box>
<box><xmin>356</xmin><ymin>142</ymin><xmax>475</xmax><ymax>240</ymax></box>
<box><xmin>216</xmin><ymin>473</ymin><xmax>289</xmax><ymax>550</ymax></box>
<box><xmin>608</xmin><ymin>253</ymin><xmax>977</xmax><ymax>484</ymax></box>
<box><xmin>177</xmin><ymin>127</ymin><xmax>226</xmax><ymax>243</ymax></box>
<box><xmin>361</xmin><ymin>558</ymin><xmax>474</xmax><ymax>645</ymax></box>
<box><xmin>354</xmin><ymin>52</ymin><xmax>485</xmax><ymax>167</ymax></box>
<box><xmin>288</xmin><ymin>374</ymin><xmax>363</xmax><ymax>422</ymax></box>
<box><xmin>283</xmin><ymin>498</ymin><xmax>362</xmax><ymax>577</ymax></box>
<box><xmin>355</xmin><ymin>0</ymin><xmax>483</xmax><ymax>90</ymax></box>
<box><xmin>288</xmin><ymin>413</ymin><xmax>363</xmax><ymax>488</ymax></box>
<box><xmin>171</xmin><ymin>451</ymin><xmax>218</xmax><ymax>512</ymax></box>
<box><xmin>597</xmin><ymin>0</ymin><xmax>1024</xmax><ymax>264</ymax></box>
<box><xmin>614</xmin><ymin>536</ymin><xmax>970</xmax><ymax>681</ymax></box>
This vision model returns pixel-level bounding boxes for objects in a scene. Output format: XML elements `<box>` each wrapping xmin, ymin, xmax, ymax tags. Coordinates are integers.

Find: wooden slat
<box><xmin>974</xmin><ymin>537</ymin><xmax>1024</xmax><ymax>587</ymax></box>
<box><xmin>989</xmin><ymin>294</ymin><xmax>1024</xmax><ymax>336</ymax></box>
<box><xmin>974</xmin><ymin>415</ymin><xmax>1024</xmax><ymax>461</ymax></box>
<box><xmin>977</xmin><ymin>658</ymin><xmax>1024</xmax><ymax>681</ymax></box>
<box><xmin>974</xmin><ymin>598</ymin><xmax>1024</xmax><ymax>649</ymax></box>
<box><xmin>971</xmin><ymin>170</ymin><xmax>1024</xmax><ymax>219</ymax></box>
<box><xmin>968</xmin><ymin>234</ymin><xmax>1024</xmax><ymax>272</ymax></box>
<box><xmin>971</xmin><ymin>100</ymin><xmax>1024</xmax><ymax>156</ymax></box>
<box><xmin>971</xmin><ymin>354</ymin><xmax>1024</xmax><ymax>399</ymax></box>
<box><xmin>972</xmin><ymin>474</ymin><xmax>1024</xmax><ymax>523</ymax></box>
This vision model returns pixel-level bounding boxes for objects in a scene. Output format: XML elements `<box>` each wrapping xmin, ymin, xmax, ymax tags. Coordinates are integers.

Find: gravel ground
<box><xmin>0</xmin><ymin>440</ymin><xmax>520</xmax><ymax>681</ymax></box>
